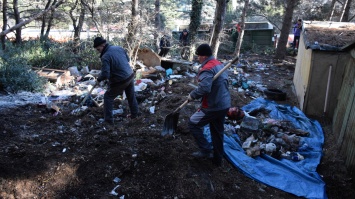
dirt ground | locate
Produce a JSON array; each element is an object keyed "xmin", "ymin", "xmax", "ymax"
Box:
[{"xmin": 0, "ymin": 53, "xmax": 354, "ymax": 199}]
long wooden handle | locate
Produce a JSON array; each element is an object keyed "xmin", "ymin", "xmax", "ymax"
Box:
[
  {"xmin": 174, "ymin": 56, "xmax": 239, "ymax": 113},
  {"xmin": 80, "ymin": 82, "xmax": 98, "ymax": 106},
  {"xmin": 173, "ymin": 100, "xmax": 189, "ymax": 113},
  {"xmin": 213, "ymin": 56, "xmax": 239, "ymax": 80}
]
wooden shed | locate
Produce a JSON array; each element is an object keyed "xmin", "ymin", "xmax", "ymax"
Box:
[
  {"xmin": 293, "ymin": 21, "xmax": 355, "ymax": 118},
  {"xmin": 332, "ymin": 43, "xmax": 355, "ymax": 175},
  {"xmin": 242, "ymin": 22, "xmax": 274, "ymax": 48}
]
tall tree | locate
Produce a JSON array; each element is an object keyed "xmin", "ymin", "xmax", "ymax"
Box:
[
  {"xmin": 83, "ymin": 0, "xmax": 104, "ymax": 36},
  {"xmin": 1, "ymin": 0, "xmax": 8, "ymax": 50},
  {"xmin": 69, "ymin": 0, "xmax": 86, "ymax": 54},
  {"xmin": 40, "ymin": 0, "xmax": 63, "ymax": 41},
  {"xmin": 210, "ymin": 0, "xmax": 228, "ymax": 57},
  {"xmin": 126, "ymin": 0, "xmax": 139, "ymax": 65},
  {"xmin": 0, "ymin": 0, "xmax": 65, "ymax": 37},
  {"xmin": 274, "ymin": 0, "xmax": 299, "ymax": 60},
  {"xmin": 154, "ymin": 0, "xmax": 161, "ymax": 51},
  {"xmin": 233, "ymin": 0, "xmax": 249, "ymax": 57},
  {"xmin": 12, "ymin": 0, "xmax": 22, "ymax": 44},
  {"xmin": 188, "ymin": 0, "xmax": 203, "ymax": 61}
]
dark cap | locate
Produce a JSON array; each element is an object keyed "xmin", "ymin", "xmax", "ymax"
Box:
[
  {"xmin": 195, "ymin": 44, "xmax": 212, "ymax": 56},
  {"xmin": 93, "ymin": 37, "xmax": 106, "ymax": 48},
  {"xmin": 183, "ymin": 29, "xmax": 188, "ymax": 32}
]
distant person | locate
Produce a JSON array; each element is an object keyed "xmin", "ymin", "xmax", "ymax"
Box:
[
  {"xmin": 179, "ymin": 29, "xmax": 189, "ymax": 47},
  {"xmin": 231, "ymin": 27, "xmax": 239, "ymax": 51},
  {"xmin": 179, "ymin": 29, "xmax": 190, "ymax": 59},
  {"xmin": 158, "ymin": 35, "xmax": 171, "ymax": 57},
  {"xmin": 187, "ymin": 44, "xmax": 231, "ymax": 167},
  {"xmin": 93, "ymin": 37, "xmax": 140, "ymax": 124},
  {"xmin": 293, "ymin": 19, "xmax": 302, "ymax": 49}
]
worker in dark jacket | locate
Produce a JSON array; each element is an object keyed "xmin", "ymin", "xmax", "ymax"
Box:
[
  {"xmin": 187, "ymin": 44, "xmax": 231, "ymax": 166},
  {"xmin": 158, "ymin": 35, "xmax": 171, "ymax": 57},
  {"xmin": 179, "ymin": 29, "xmax": 189, "ymax": 46},
  {"xmin": 93, "ymin": 37, "xmax": 139, "ymax": 124}
]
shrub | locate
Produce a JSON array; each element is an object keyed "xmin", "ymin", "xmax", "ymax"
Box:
[{"xmin": 0, "ymin": 57, "xmax": 47, "ymax": 93}]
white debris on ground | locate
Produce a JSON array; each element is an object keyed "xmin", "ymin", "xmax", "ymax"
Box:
[{"xmin": 0, "ymin": 91, "xmax": 45, "ymax": 110}]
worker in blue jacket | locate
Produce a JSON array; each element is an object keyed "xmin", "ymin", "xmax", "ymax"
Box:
[
  {"xmin": 93, "ymin": 37, "xmax": 140, "ymax": 124},
  {"xmin": 187, "ymin": 44, "xmax": 231, "ymax": 167}
]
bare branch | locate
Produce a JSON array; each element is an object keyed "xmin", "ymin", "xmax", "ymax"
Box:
[{"xmin": 0, "ymin": 0, "xmax": 65, "ymax": 37}]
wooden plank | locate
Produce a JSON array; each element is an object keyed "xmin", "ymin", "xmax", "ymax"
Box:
[
  {"xmin": 333, "ymin": 59, "xmax": 354, "ymax": 136},
  {"xmin": 340, "ymin": 92, "xmax": 355, "ymax": 154},
  {"xmin": 32, "ymin": 67, "xmax": 66, "ymax": 82},
  {"xmin": 337, "ymin": 69, "xmax": 355, "ymax": 147}
]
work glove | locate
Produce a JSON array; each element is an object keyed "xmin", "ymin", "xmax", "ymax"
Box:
[{"xmin": 187, "ymin": 94, "xmax": 194, "ymax": 102}]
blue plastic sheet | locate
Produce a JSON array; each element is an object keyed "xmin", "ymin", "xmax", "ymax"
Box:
[{"xmin": 223, "ymin": 98, "xmax": 327, "ymax": 199}]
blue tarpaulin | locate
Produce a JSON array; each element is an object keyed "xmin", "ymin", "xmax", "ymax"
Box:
[{"xmin": 223, "ymin": 98, "xmax": 327, "ymax": 199}]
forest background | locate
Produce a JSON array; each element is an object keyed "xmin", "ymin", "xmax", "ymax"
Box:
[{"xmin": 0, "ymin": 0, "xmax": 354, "ymax": 92}]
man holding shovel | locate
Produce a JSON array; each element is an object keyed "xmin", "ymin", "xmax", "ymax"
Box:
[
  {"xmin": 93, "ymin": 36, "xmax": 139, "ymax": 124},
  {"xmin": 187, "ymin": 44, "xmax": 231, "ymax": 167}
]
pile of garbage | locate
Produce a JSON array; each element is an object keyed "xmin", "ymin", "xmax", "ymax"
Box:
[{"xmin": 226, "ymin": 108, "xmax": 309, "ymax": 161}]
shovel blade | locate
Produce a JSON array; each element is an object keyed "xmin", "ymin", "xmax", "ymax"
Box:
[{"xmin": 161, "ymin": 112, "xmax": 180, "ymax": 136}]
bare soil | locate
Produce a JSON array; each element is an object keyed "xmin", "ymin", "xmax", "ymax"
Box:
[{"xmin": 0, "ymin": 54, "xmax": 354, "ymax": 199}]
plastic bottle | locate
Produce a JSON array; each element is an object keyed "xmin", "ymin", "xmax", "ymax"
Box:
[{"xmin": 282, "ymin": 151, "xmax": 304, "ymax": 161}]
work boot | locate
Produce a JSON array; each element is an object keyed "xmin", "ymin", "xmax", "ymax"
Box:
[
  {"xmin": 191, "ymin": 151, "xmax": 213, "ymax": 158},
  {"xmin": 214, "ymin": 158, "xmax": 230, "ymax": 173}
]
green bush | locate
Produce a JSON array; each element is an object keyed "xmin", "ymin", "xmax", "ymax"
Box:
[
  {"xmin": 0, "ymin": 57, "xmax": 47, "ymax": 93},
  {"xmin": 78, "ymin": 40, "xmax": 101, "ymax": 70}
]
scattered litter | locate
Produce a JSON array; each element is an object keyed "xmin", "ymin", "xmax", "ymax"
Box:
[
  {"xmin": 52, "ymin": 142, "xmax": 60, "ymax": 147},
  {"xmin": 281, "ymin": 151, "xmax": 304, "ymax": 161},
  {"xmin": 113, "ymin": 109, "xmax": 124, "ymax": 115},
  {"xmin": 166, "ymin": 68, "xmax": 173, "ymax": 77},
  {"xmin": 74, "ymin": 119, "xmax": 82, "ymax": 126},
  {"xmin": 169, "ymin": 75, "xmax": 183, "ymax": 79},
  {"xmin": 89, "ymin": 69, "xmax": 101, "ymax": 77},
  {"xmin": 134, "ymin": 82, "xmax": 148, "ymax": 92},
  {"xmin": 155, "ymin": 65, "xmax": 165, "ymax": 71},
  {"xmin": 68, "ymin": 66, "xmax": 81, "ymax": 76},
  {"xmin": 109, "ymin": 185, "xmax": 120, "ymax": 196},
  {"xmin": 149, "ymin": 106, "xmax": 155, "ymax": 114},
  {"xmin": 113, "ymin": 177, "xmax": 121, "ymax": 183}
]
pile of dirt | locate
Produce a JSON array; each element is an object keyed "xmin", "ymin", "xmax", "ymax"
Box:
[{"xmin": 0, "ymin": 54, "xmax": 354, "ymax": 198}]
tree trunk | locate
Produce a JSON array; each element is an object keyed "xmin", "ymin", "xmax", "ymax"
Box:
[
  {"xmin": 188, "ymin": 0, "xmax": 203, "ymax": 61},
  {"xmin": 40, "ymin": 0, "xmax": 52, "ymax": 40},
  {"xmin": 126, "ymin": 0, "xmax": 139, "ymax": 65},
  {"xmin": 1, "ymin": 0, "xmax": 8, "ymax": 50},
  {"xmin": 210, "ymin": 0, "xmax": 227, "ymax": 57},
  {"xmin": 69, "ymin": 0, "xmax": 86, "ymax": 54},
  {"xmin": 126, "ymin": 0, "xmax": 139, "ymax": 53},
  {"xmin": 44, "ymin": 4, "xmax": 57, "ymax": 39},
  {"xmin": 233, "ymin": 0, "xmax": 249, "ymax": 57},
  {"xmin": 154, "ymin": 0, "xmax": 161, "ymax": 51},
  {"xmin": 274, "ymin": 0, "xmax": 298, "ymax": 60},
  {"xmin": 82, "ymin": 0, "xmax": 103, "ymax": 36},
  {"xmin": 12, "ymin": 0, "xmax": 22, "ymax": 45}
]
